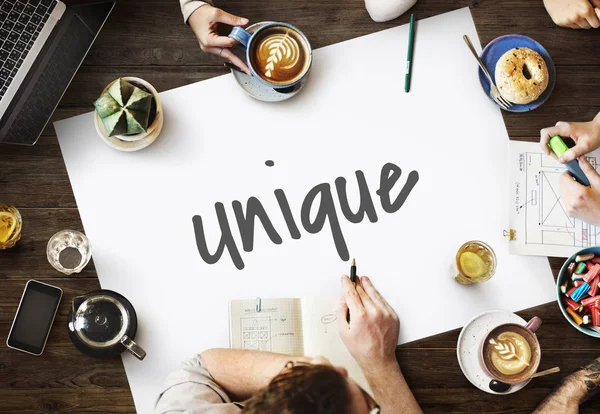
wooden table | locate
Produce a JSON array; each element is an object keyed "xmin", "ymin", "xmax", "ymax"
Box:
[{"xmin": 1, "ymin": 0, "xmax": 599, "ymax": 412}]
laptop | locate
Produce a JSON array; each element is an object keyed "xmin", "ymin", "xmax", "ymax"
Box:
[{"xmin": 0, "ymin": 0, "xmax": 115, "ymax": 145}]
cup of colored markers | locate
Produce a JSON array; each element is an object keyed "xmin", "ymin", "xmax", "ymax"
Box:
[{"xmin": 557, "ymin": 248, "xmax": 600, "ymax": 338}]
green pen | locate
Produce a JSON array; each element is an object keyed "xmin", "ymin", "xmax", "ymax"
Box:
[{"xmin": 404, "ymin": 14, "xmax": 416, "ymax": 93}]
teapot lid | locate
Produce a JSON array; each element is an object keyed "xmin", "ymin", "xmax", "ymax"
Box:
[{"xmin": 73, "ymin": 294, "xmax": 129, "ymax": 348}]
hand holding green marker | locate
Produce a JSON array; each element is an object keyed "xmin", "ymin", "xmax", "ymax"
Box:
[{"xmin": 548, "ymin": 135, "xmax": 590, "ymax": 187}]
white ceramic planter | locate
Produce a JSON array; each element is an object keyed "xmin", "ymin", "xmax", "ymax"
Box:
[{"xmin": 93, "ymin": 76, "xmax": 163, "ymax": 152}]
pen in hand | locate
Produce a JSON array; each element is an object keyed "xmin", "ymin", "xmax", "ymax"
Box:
[
  {"xmin": 347, "ymin": 258, "xmax": 357, "ymax": 323},
  {"xmin": 404, "ymin": 13, "xmax": 416, "ymax": 93}
]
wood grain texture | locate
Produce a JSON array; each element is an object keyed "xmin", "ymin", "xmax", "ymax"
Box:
[
  {"xmin": 1, "ymin": 0, "xmax": 600, "ymax": 412},
  {"xmin": 396, "ymin": 349, "xmax": 600, "ymax": 413}
]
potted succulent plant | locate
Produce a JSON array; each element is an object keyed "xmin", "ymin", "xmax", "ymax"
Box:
[{"xmin": 93, "ymin": 77, "xmax": 163, "ymax": 151}]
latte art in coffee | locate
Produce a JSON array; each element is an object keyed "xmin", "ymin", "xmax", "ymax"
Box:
[
  {"xmin": 260, "ymin": 34, "xmax": 300, "ymax": 79},
  {"xmin": 250, "ymin": 27, "xmax": 309, "ymax": 85},
  {"xmin": 487, "ymin": 332, "xmax": 531, "ymax": 376}
]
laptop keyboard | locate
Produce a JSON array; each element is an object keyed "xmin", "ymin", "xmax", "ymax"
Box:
[{"xmin": 0, "ymin": 0, "xmax": 57, "ymax": 100}]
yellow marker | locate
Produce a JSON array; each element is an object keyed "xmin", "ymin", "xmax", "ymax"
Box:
[{"xmin": 566, "ymin": 307, "xmax": 583, "ymax": 326}]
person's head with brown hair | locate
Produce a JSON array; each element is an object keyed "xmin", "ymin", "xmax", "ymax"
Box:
[{"xmin": 242, "ymin": 358, "xmax": 379, "ymax": 414}]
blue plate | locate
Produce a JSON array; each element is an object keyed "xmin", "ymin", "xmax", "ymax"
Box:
[{"xmin": 478, "ymin": 34, "xmax": 556, "ymax": 112}]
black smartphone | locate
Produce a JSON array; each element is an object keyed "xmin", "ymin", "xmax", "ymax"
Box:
[{"xmin": 7, "ymin": 280, "xmax": 63, "ymax": 356}]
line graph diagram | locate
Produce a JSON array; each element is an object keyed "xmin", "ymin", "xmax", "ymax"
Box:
[{"xmin": 523, "ymin": 152, "xmax": 598, "ymax": 248}]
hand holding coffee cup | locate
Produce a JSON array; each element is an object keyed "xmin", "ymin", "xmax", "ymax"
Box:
[
  {"xmin": 188, "ymin": 5, "xmax": 252, "ymax": 75},
  {"xmin": 228, "ymin": 22, "xmax": 312, "ymax": 91},
  {"xmin": 480, "ymin": 317, "xmax": 542, "ymax": 385}
]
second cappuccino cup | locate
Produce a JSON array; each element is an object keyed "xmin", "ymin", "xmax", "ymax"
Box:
[{"xmin": 229, "ymin": 22, "xmax": 312, "ymax": 89}]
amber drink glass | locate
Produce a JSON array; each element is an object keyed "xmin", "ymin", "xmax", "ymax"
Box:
[
  {"xmin": 454, "ymin": 240, "xmax": 497, "ymax": 284},
  {"xmin": 0, "ymin": 204, "xmax": 22, "ymax": 249}
]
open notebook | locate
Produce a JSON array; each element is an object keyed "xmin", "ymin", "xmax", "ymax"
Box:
[{"xmin": 229, "ymin": 297, "xmax": 371, "ymax": 394}]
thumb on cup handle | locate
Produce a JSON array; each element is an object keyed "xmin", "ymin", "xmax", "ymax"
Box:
[{"xmin": 228, "ymin": 27, "xmax": 251, "ymax": 50}]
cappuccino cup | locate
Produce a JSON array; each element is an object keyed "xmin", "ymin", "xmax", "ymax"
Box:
[
  {"xmin": 229, "ymin": 22, "xmax": 312, "ymax": 89},
  {"xmin": 480, "ymin": 317, "xmax": 542, "ymax": 385}
]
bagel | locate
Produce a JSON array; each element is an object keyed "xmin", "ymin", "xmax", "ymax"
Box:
[{"xmin": 494, "ymin": 48, "xmax": 549, "ymax": 104}]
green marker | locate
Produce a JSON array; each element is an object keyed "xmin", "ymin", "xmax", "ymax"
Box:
[
  {"xmin": 548, "ymin": 135, "xmax": 590, "ymax": 187},
  {"xmin": 404, "ymin": 14, "xmax": 415, "ymax": 93}
]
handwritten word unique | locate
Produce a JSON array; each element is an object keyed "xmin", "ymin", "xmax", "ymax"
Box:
[{"xmin": 192, "ymin": 162, "xmax": 419, "ymax": 269}]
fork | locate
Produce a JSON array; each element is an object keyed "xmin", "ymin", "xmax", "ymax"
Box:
[{"xmin": 463, "ymin": 35, "xmax": 513, "ymax": 110}]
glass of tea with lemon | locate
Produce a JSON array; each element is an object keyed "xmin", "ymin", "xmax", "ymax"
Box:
[
  {"xmin": 454, "ymin": 240, "xmax": 496, "ymax": 284},
  {"xmin": 0, "ymin": 204, "xmax": 22, "ymax": 249}
]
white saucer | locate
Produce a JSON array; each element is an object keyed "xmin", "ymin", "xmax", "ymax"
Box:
[
  {"xmin": 230, "ymin": 22, "xmax": 303, "ymax": 103},
  {"xmin": 456, "ymin": 310, "xmax": 531, "ymax": 395},
  {"xmin": 94, "ymin": 109, "xmax": 162, "ymax": 152}
]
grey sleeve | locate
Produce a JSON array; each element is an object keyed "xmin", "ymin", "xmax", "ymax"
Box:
[
  {"xmin": 154, "ymin": 355, "xmax": 243, "ymax": 414},
  {"xmin": 180, "ymin": 0, "xmax": 214, "ymax": 23}
]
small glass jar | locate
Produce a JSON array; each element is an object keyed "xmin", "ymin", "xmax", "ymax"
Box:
[
  {"xmin": 0, "ymin": 204, "xmax": 22, "ymax": 249},
  {"xmin": 453, "ymin": 240, "xmax": 497, "ymax": 284},
  {"xmin": 47, "ymin": 230, "xmax": 92, "ymax": 275}
]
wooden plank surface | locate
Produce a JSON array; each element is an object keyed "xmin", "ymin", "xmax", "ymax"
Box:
[{"xmin": 1, "ymin": 0, "xmax": 600, "ymax": 412}]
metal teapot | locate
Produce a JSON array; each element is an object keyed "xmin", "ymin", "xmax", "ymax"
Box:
[{"xmin": 68, "ymin": 290, "xmax": 146, "ymax": 360}]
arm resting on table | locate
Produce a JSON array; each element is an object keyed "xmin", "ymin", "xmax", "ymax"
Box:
[
  {"xmin": 200, "ymin": 348, "xmax": 311, "ymax": 401},
  {"xmin": 534, "ymin": 356, "xmax": 600, "ymax": 413}
]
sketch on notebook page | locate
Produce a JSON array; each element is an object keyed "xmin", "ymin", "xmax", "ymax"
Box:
[
  {"xmin": 509, "ymin": 141, "xmax": 600, "ymax": 257},
  {"xmin": 321, "ymin": 314, "xmax": 337, "ymax": 333},
  {"xmin": 241, "ymin": 317, "xmax": 272, "ymax": 351}
]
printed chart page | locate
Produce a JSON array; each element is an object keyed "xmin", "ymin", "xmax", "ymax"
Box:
[
  {"xmin": 300, "ymin": 296, "xmax": 371, "ymax": 394},
  {"xmin": 509, "ymin": 140, "xmax": 600, "ymax": 257},
  {"xmin": 229, "ymin": 298, "xmax": 304, "ymax": 355}
]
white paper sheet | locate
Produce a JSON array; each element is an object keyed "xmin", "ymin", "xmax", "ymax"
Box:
[
  {"xmin": 509, "ymin": 140, "xmax": 600, "ymax": 257},
  {"xmin": 54, "ymin": 8, "xmax": 556, "ymax": 413}
]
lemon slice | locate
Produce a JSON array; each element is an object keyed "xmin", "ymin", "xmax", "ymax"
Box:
[
  {"xmin": 459, "ymin": 252, "xmax": 486, "ymax": 278},
  {"xmin": 0, "ymin": 211, "xmax": 17, "ymax": 243}
]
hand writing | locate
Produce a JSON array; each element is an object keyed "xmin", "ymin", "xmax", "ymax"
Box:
[
  {"xmin": 337, "ymin": 275, "xmax": 399, "ymax": 374},
  {"xmin": 540, "ymin": 114, "xmax": 600, "ymax": 163},
  {"xmin": 560, "ymin": 156, "xmax": 600, "ymax": 225}
]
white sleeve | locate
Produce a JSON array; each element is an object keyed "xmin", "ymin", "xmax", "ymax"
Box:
[
  {"xmin": 154, "ymin": 355, "xmax": 243, "ymax": 413},
  {"xmin": 180, "ymin": 0, "xmax": 214, "ymax": 24}
]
